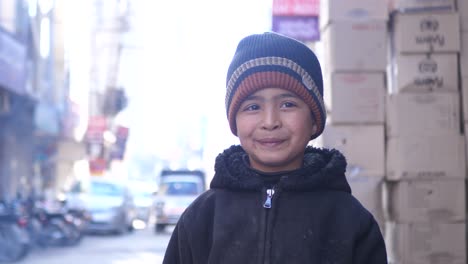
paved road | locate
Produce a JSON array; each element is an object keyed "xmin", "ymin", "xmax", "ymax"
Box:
[{"xmin": 19, "ymin": 227, "xmax": 172, "ymax": 264}]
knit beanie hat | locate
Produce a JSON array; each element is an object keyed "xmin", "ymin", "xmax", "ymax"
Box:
[{"xmin": 225, "ymin": 32, "xmax": 326, "ymax": 140}]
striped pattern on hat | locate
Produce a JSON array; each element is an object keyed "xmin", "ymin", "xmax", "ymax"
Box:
[{"xmin": 225, "ymin": 32, "xmax": 326, "ymax": 140}]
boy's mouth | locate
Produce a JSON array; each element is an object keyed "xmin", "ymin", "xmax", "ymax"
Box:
[{"xmin": 257, "ymin": 138, "xmax": 284, "ymax": 145}]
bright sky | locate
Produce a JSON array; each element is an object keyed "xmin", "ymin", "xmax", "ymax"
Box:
[{"xmin": 115, "ymin": 0, "xmax": 273, "ymax": 170}]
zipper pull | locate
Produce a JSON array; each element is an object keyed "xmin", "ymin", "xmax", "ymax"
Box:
[{"xmin": 263, "ymin": 188, "xmax": 275, "ymax": 209}]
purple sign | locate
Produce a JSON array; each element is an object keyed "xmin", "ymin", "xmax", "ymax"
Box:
[
  {"xmin": 272, "ymin": 15, "xmax": 320, "ymax": 42},
  {"xmin": 0, "ymin": 26, "xmax": 27, "ymax": 95}
]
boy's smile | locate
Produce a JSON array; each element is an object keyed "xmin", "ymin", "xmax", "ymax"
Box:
[{"xmin": 235, "ymin": 87, "xmax": 317, "ymax": 173}]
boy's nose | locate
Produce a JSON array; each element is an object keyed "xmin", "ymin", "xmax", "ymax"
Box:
[{"xmin": 261, "ymin": 108, "xmax": 281, "ymax": 130}]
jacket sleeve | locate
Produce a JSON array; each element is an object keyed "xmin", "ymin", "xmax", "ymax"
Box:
[
  {"xmin": 353, "ymin": 217, "xmax": 388, "ymax": 264},
  {"xmin": 162, "ymin": 220, "xmax": 193, "ymax": 264}
]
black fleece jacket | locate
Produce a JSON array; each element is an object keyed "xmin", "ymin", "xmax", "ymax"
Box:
[{"xmin": 163, "ymin": 145, "xmax": 387, "ymax": 264}]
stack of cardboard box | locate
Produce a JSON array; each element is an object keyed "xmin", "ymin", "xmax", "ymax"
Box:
[
  {"xmin": 316, "ymin": 0, "xmax": 389, "ymax": 233},
  {"xmin": 386, "ymin": 0, "xmax": 467, "ymax": 263}
]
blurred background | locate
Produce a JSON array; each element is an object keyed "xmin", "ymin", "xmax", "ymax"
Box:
[
  {"xmin": 1, "ymin": 0, "xmax": 467, "ymax": 263},
  {"xmin": 0, "ymin": 0, "xmax": 273, "ymax": 199},
  {"xmin": 0, "ymin": 0, "xmax": 274, "ymax": 263}
]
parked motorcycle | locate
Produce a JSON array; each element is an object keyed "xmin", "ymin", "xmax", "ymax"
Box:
[
  {"xmin": 0, "ymin": 201, "xmax": 30, "ymax": 263},
  {"xmin": 32, "ymin": 199, "xmax": 81, "ymax": 247}
]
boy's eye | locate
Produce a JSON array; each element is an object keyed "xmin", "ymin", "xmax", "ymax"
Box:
[
  {"xmin": 242, "ymin": 104, "xmax": 260, "ymax": 111},
  {"xmin": 281, "ymin": 101, "xmax": 297, "ymax": 108}
]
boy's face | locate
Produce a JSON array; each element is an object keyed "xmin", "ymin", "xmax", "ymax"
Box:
[{"xmin": 235, "ymin": 87, "xmax": 317, "ymax": 173}]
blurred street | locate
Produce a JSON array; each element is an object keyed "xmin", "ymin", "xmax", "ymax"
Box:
[
  {"xmin": 0, "ymin": 0, "xmax": 467, "ymax": 263},
  {"xmin": 20, "ymin": 228, "xmax": 171, "ymax": 264}
]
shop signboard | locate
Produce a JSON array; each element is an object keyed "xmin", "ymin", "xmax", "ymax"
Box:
[
  {"xmin": 89, "ymin": 158, "xmax": 107, "ymax": 176},
  {"xmin": 109, "ymin": 125, "xmax": 129, "ymax": 160},
  {"xmin": 272, "ymin": 0, "xmax": 320, "ymax": 16},
  {"xmin": 0, "ymin": 26, "xmax": 26, "ymax": 95},
  {"xmin": 86, "ymin": 116, "xmax": 107, "ymax": 143},
  {"xmin": 272, "ymin": 0, "xmax": 320, "ymax": 42},
  {"xmin": 272, "ymin": 15, "xmax": 320, "ymax": 42}
]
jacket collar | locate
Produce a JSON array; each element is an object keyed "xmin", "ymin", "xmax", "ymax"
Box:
[{"xmin": 210, "ymin": 145, "xmax": 351, "ymax": 193}]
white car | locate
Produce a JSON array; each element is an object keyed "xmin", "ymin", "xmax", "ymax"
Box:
[
  {"xmin": 67, "ymin": 178, "xmax": 136, "ymax": 235},
  {"xmin": 154, "ymin": 172, "xmax": 205, "ymax": 233}
]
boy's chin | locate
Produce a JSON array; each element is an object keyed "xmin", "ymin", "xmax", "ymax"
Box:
[{"xmin": 249, "ymin": 155, "xmax": 302, "ymax": 173}]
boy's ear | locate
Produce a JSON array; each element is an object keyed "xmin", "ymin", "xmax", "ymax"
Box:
[{"xmin": 311, "ymin": 124, "xmax": 318, "ymax": 136}]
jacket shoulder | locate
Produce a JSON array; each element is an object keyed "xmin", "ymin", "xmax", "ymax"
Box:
[{"xmin": 180, "ymin": 189, "xmax": 218, "ymax": 220}]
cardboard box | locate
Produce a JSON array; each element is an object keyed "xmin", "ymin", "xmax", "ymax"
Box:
[
  {"xmin": 389, "ymin": 0, "xmax": 456, "ymax": 12},
  {"xmin": 388, "ymin": 222, "xmax": 466, "ymax": 264},
  {"xmin": 386, "ymin": 135, "xmax": 466, "ymax": 180},
  {"xmin": 389, "ymin": 53, "xmax": 459, "ymax": 93},
  {"xmin": 387, "ymin": 179, "xmax": 466, "ymax": 223},
  {"xmin": 321, "ymin": 20, "xmax": 387, "ymax": 72},
  {"xmin": 393, "ymin": 11, "xmax": 460, "ymax": 53},
  {"xmin": 324, "ymin": 72, "xmax": 385, "ymax": 124},
  {"xmin": 347, "ymin": 176, "xmax": 385, "ymax": 233},
  {"xmin": 319, "ymin": 0, "xmax": 388, "ymax": 28},
  {"xmin": 319, "ymin": 125, "xmax": 385, "ymax": 177},
  {"xmin": 386, "ymin": 93, "xmax": 460, "ymax": 137}
]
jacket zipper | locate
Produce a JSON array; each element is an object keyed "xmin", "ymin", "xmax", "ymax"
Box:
[
  {"xmin": 262, "ymin": 187, "xmax": 276, "ymax": 264},
  {"xmin": 263, "ymin": 188, "xmax": 275, "ymax": 209}
]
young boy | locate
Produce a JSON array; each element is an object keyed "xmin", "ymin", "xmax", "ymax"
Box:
[{"xmin": 163, "ymin": 32, "xmax": 387, "ymax": 264}]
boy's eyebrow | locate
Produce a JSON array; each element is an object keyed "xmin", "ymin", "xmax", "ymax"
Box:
[
  {"xmin": 243, "ymin": 94, "xmax": 261, "ymax": 101},
  {"xmin": 277, "ymin": 92, "xmax": 299, "ymax": 99}
]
